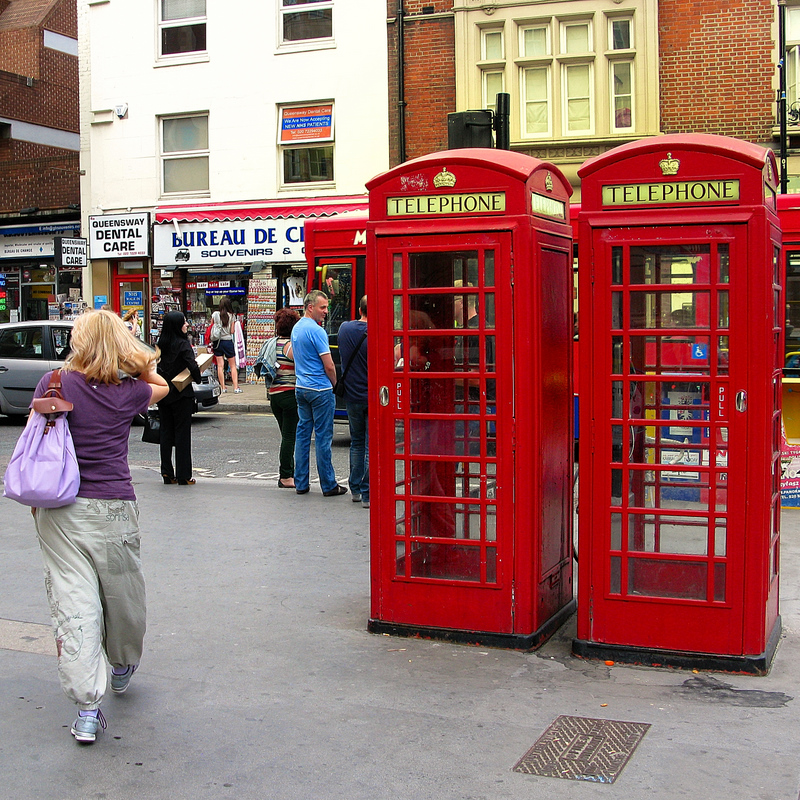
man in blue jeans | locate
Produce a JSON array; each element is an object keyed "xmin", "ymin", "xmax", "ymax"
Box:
[
  {"xmin": 337, "ymin": 295, "xmax": 369, "ymax": 509},
  {"xmin": 291, "ymin": 289, "xmax": 347, "ymax": 496}
]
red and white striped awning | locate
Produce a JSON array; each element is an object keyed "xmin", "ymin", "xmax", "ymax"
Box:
[{"xmin": 155, "ymin": 195, "xmax": 368, "ymax": 223}]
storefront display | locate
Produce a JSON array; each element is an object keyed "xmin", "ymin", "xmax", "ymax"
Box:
[
  {"xmin": 246, "ymin": 278, "xmax": 277, "ymax": 382},
  {"xmin": 150, "ymin": 275, "xmax": 184, "ymax": 344},
  {"xmin": 186, "ymin": 277, "xmax": 247, "ymax": 347},
  {"xmin": 0, "ymin": 220, "xmax": 83, "ymax": 322}
]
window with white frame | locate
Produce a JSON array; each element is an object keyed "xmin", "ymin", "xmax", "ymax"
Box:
[
  {"xmin": 278, "ymin": 103, "xmax": 334, "ymax": 186},
  {"xmin": 521, "ymin": 25, "xmax": 549, "ymax": 58},
  {"xmin": 560, "ymin": 20, "xmax": 593, "ymax": 134},
  {"xmin": 787, "ymin": 7, "xmax": 800, "ymax": 114},
  {"xmin": 483, "ymin": 71, "xmax": 504, "ymax": 113},
  {"xmin": 160, "ymin": 114, "xmax": 209, "ymax": 195},
  {"xmin": 280, "ymin": 0, "xmax": 333, "ymax": 45},
  {"xmin": 483, "ymin": 29, "xmax": 504, "ymax": 61},
  {"xmin": 564, "ymin": 63, "xmax": 592, "ymax": 133},
  {"xmin": 611, "ymin": 61, "xmax": 633, "ymax": 130},
  {"xmin": 159, "ymin": 0, "xmax": 206, "ymax": 58},
  {"xmin": 479, "ymin": 27, "xmax": 505, "ymax": 112},
  {"xmin": 522, "ymin": 67, "xmax": 550, "ymax": 136},
  {"xmin": 608, "ymin": 16, "xmax": 633, "ymax": 130},
  {"xmin": 464, "ymin": 4, "xmax": 651, "ymax": 143},
  {"xmin": 610, "ymin": 17, "xmax": 631, "ymax": 50},
  {"xmin": 562, "ymin": 20, "xmax": 590, "ymax": 54}
]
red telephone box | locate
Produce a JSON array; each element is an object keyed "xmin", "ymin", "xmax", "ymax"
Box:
[
  {"xmin": 574, "ymin": 135, "xmax": 782, "ymax": 673},
  {"xmin": 366, "ymin": 149, "xmax": 575, "ymax": 648}
]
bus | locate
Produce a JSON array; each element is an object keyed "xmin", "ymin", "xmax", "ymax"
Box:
[{"xmin": 304, "ymin": 210, "xmax": 368, "ymax": 419}]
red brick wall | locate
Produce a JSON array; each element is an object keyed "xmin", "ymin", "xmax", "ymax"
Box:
[
  {"xmin": 0, "ymin": 28, "xmax": 40, "ymax": 77},
  {"xmin": 659, "ymin": 0, "xmax": 775, "ymax": 143},
  {"xmin": 0, "ymin": 0, "xmax": 79, "ymax": 213},
  {"xmin": 43, "ymin": 0, "xmax": 77, "ymax": 39},
  {"xmin": 387, "ymin": 1, "xmax": 455, "ymax": 165},
  {"xmin": 0, "ymin": 141, "xmax": 79, "ymax": 213}
]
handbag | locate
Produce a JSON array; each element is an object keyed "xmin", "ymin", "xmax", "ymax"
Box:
[
  {"xmin": 210, "ymin": 313, "xmax": 223, "ymax": 343},
  {"xmin": 3, "ymin": 370, "xmax": 80, "ymax": 508},
  {"xmin": 141, "ymin": 409, "xmax": 161, "ymax": 444},
  {"xmin": 334, "ymin": 331, "xmax": 367, "ymax": 399},
  {"xmin": 254, "ymin": 336, "xmax": 278, "ymax": 385}
]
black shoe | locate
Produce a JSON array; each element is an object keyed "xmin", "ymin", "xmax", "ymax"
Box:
[
  {"xmin": 296, "ymin": 487, "xmax": 310, "ymax": 495},
  {"xmin": 323, "ymin": 485, "xmax": 348, "ymax": 497},
  {"xmin": 177, "ymin": 478, "xmax": 196, "ymax": 486},
  {"xmin": 278, "ymin": 479, "xmax": 295, "ymax": 488},
  {"xmin": 162, "ymin": 474, "xmax": 177, "ymax": 485}
]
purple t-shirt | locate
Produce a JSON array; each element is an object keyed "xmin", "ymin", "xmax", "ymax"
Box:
[{"xmin": 34, "ymin": 370, "xmax": 153, "ymax": 501}]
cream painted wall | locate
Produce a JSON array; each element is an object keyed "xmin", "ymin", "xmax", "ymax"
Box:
[{"xmin": 78, "ymin": 0, "xmax": 390, "ymax": 216}]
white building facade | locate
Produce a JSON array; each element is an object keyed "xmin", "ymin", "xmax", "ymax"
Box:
[{"xmin": 78, "ymin": 0, "xmax": 389, "ymax": 346}]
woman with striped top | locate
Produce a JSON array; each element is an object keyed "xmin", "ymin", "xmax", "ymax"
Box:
[{"xmin": 269, "ymin": 307, "xmax": 301, "ymax": 488}]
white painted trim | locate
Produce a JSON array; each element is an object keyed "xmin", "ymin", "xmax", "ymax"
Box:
[{"xmin": 0, "ymin": 117, "xmax": 80, "ymax": 150}]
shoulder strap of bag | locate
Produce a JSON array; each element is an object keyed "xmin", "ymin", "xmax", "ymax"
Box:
[
  {"xmin": 339, "ymin": 331, "xmax": 367, "ymax": 385},
  {"xmin": 31, "ymin": 369, "xmax": 74, "ymax": 416}
]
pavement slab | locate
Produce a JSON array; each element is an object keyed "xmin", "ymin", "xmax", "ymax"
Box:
[{"xmin": 0, "ymin": 472, "xmax": 799, "ymax": 800}]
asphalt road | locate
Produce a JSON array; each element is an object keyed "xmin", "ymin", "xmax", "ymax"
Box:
[{"xmin": 0, "ymin": 409, "xmax": 355, "ymax": 487}]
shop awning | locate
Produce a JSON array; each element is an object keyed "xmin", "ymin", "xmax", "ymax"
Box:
[{"xmin": 155, "ymin": 196, "xmax": 368, "ymax": 224}]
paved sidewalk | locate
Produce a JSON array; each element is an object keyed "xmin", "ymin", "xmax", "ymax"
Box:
[
  {"xmin": 0, "ymin": 470, "xmax": 799, "ymax": 799},
  {"xmin": 212, "ymin": 378, "xmax": 271, "ymax": 413}
]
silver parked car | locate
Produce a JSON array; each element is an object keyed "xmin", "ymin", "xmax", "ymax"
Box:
[
  {"xmin": 0, "ymin": 319, "xmax": 220, "ymax": 415},
  {"xmin": 0, "ymin": 320, "xmax": 74, "ymax": 415}
]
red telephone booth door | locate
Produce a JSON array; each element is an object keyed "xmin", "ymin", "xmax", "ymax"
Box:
[
  {"xmin": 372, "ymin": 233, "xmax": 515, "ymax": 634},
  {"xmin": 584, "ymin": 224, "xmax": 748, "ymax": 654}
]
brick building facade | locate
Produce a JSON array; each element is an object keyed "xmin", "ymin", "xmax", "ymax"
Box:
[
  {"xmin": 387, "ymin": 0, "xmax": 455, "ymax": 167},
  {"xmin": 659, "ymin": 0, "xmax": 775, "ymax": 144},
  {"xmin": 0, "ymin": 0, "xmax": 80, "ymax": 217},
  {"xmin": 389, "ymin": 0, "xmax": 779, "ymax": 181}
]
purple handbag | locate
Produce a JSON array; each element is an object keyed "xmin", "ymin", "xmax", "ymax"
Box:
[{"xmin": 2, "ymin": 370, "xmax": 80, "ymax": 508}]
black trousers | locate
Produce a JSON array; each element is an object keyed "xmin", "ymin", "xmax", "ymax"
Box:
[{"xmin": 158, "ymin": 395, "xmax": 194, "ymax": 481}]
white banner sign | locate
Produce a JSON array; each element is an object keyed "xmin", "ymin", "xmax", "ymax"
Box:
[
  {"xmin": 0, "ymin": 236, "xmax": 56, "ymax": 258},
  {"xmin": 89, "ymin": 213, "xmax": 151, "ymax": 259},
  {"xmin": 153, "ymin": 219, "xmax": 306, "ymax": 266}
]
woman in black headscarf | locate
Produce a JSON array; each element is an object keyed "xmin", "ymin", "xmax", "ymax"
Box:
[{"xmin": 156, "ymin": 311, "xmax": 201, "ymax": 485}]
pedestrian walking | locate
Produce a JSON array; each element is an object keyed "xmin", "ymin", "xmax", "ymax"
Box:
[
  {"xmin": 291, "ymin": 289, "xmax": 347, "ymax": 496},
  {"xmin": 337, "ymin": 295, "xmax": 369, "ymax": 508},
  {"xmin": 156, "ymin": 310, "xmax": 201, "ymax": 485},
  {"xmin": 31, "ymin": 309, "xmax": 169, "ymax": 744},
  {"xmin": 269, "ymin": 307, "xmax": 300, "ymax": 488},
  {"xmin": 209, "ymin": 295, "xmax": 241, "ymax": 393}
]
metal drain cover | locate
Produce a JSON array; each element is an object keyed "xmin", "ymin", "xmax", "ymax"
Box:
[{"xmin": 513, "ymin": 715, "xmax": 651, "ymax": 784}]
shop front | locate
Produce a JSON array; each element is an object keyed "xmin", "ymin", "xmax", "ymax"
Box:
[
  {"xmin": 154, "ymin": 197, "xmax": 367, "ymax": 377},
  {"xmin": 0, "ymin": 220, "xmax": 83, "ymax": 322},
  {"xmin": 88, "ymin": 212, "xmax": 152, "ymax": 337}
]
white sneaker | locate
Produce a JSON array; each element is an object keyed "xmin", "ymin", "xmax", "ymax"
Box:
[{"xmin": 71, "ymin": 709, "xmax": 107, "ymax": 744}]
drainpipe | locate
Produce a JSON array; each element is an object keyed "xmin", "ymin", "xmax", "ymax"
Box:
[
  {"xmin": 779, "ymin": 0, "xmax": 788, "ymax": 193},
  {"xmin": 397, "ymin": 0, "xmax": 406, "ymax": 163}
]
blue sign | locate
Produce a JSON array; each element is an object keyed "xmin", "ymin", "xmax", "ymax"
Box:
[
  {"xmin": 206, "ymin": 287, "xmax": 246, "ymax": 296},
  {"xmin": 691, "ymin": 343, "xmax": 708, "ymax": 360},
  {"xmin": 124, "ymin": 291, "xmax": 143, "ymax": 306},
  {"xmin": 94, "ymin": 295, "xmax": 108, "ymax": 309}
]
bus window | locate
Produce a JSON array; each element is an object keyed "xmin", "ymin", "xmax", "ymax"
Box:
[
  {"xmin": 786, "ymin": 250, "xmax": 800, "ymax": 372},
  {"xmin": 319, "ymin": 262, "xmax": 353, "ymax": 338}
]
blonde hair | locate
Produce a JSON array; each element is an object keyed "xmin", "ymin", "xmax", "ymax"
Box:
[
  {"xmin": 63, "ymin": 310, "xmax": 159, "ymax": 384},
  {"xmin": 122, "ymin": 308, "xmax": 138, "ymax": 322}
]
